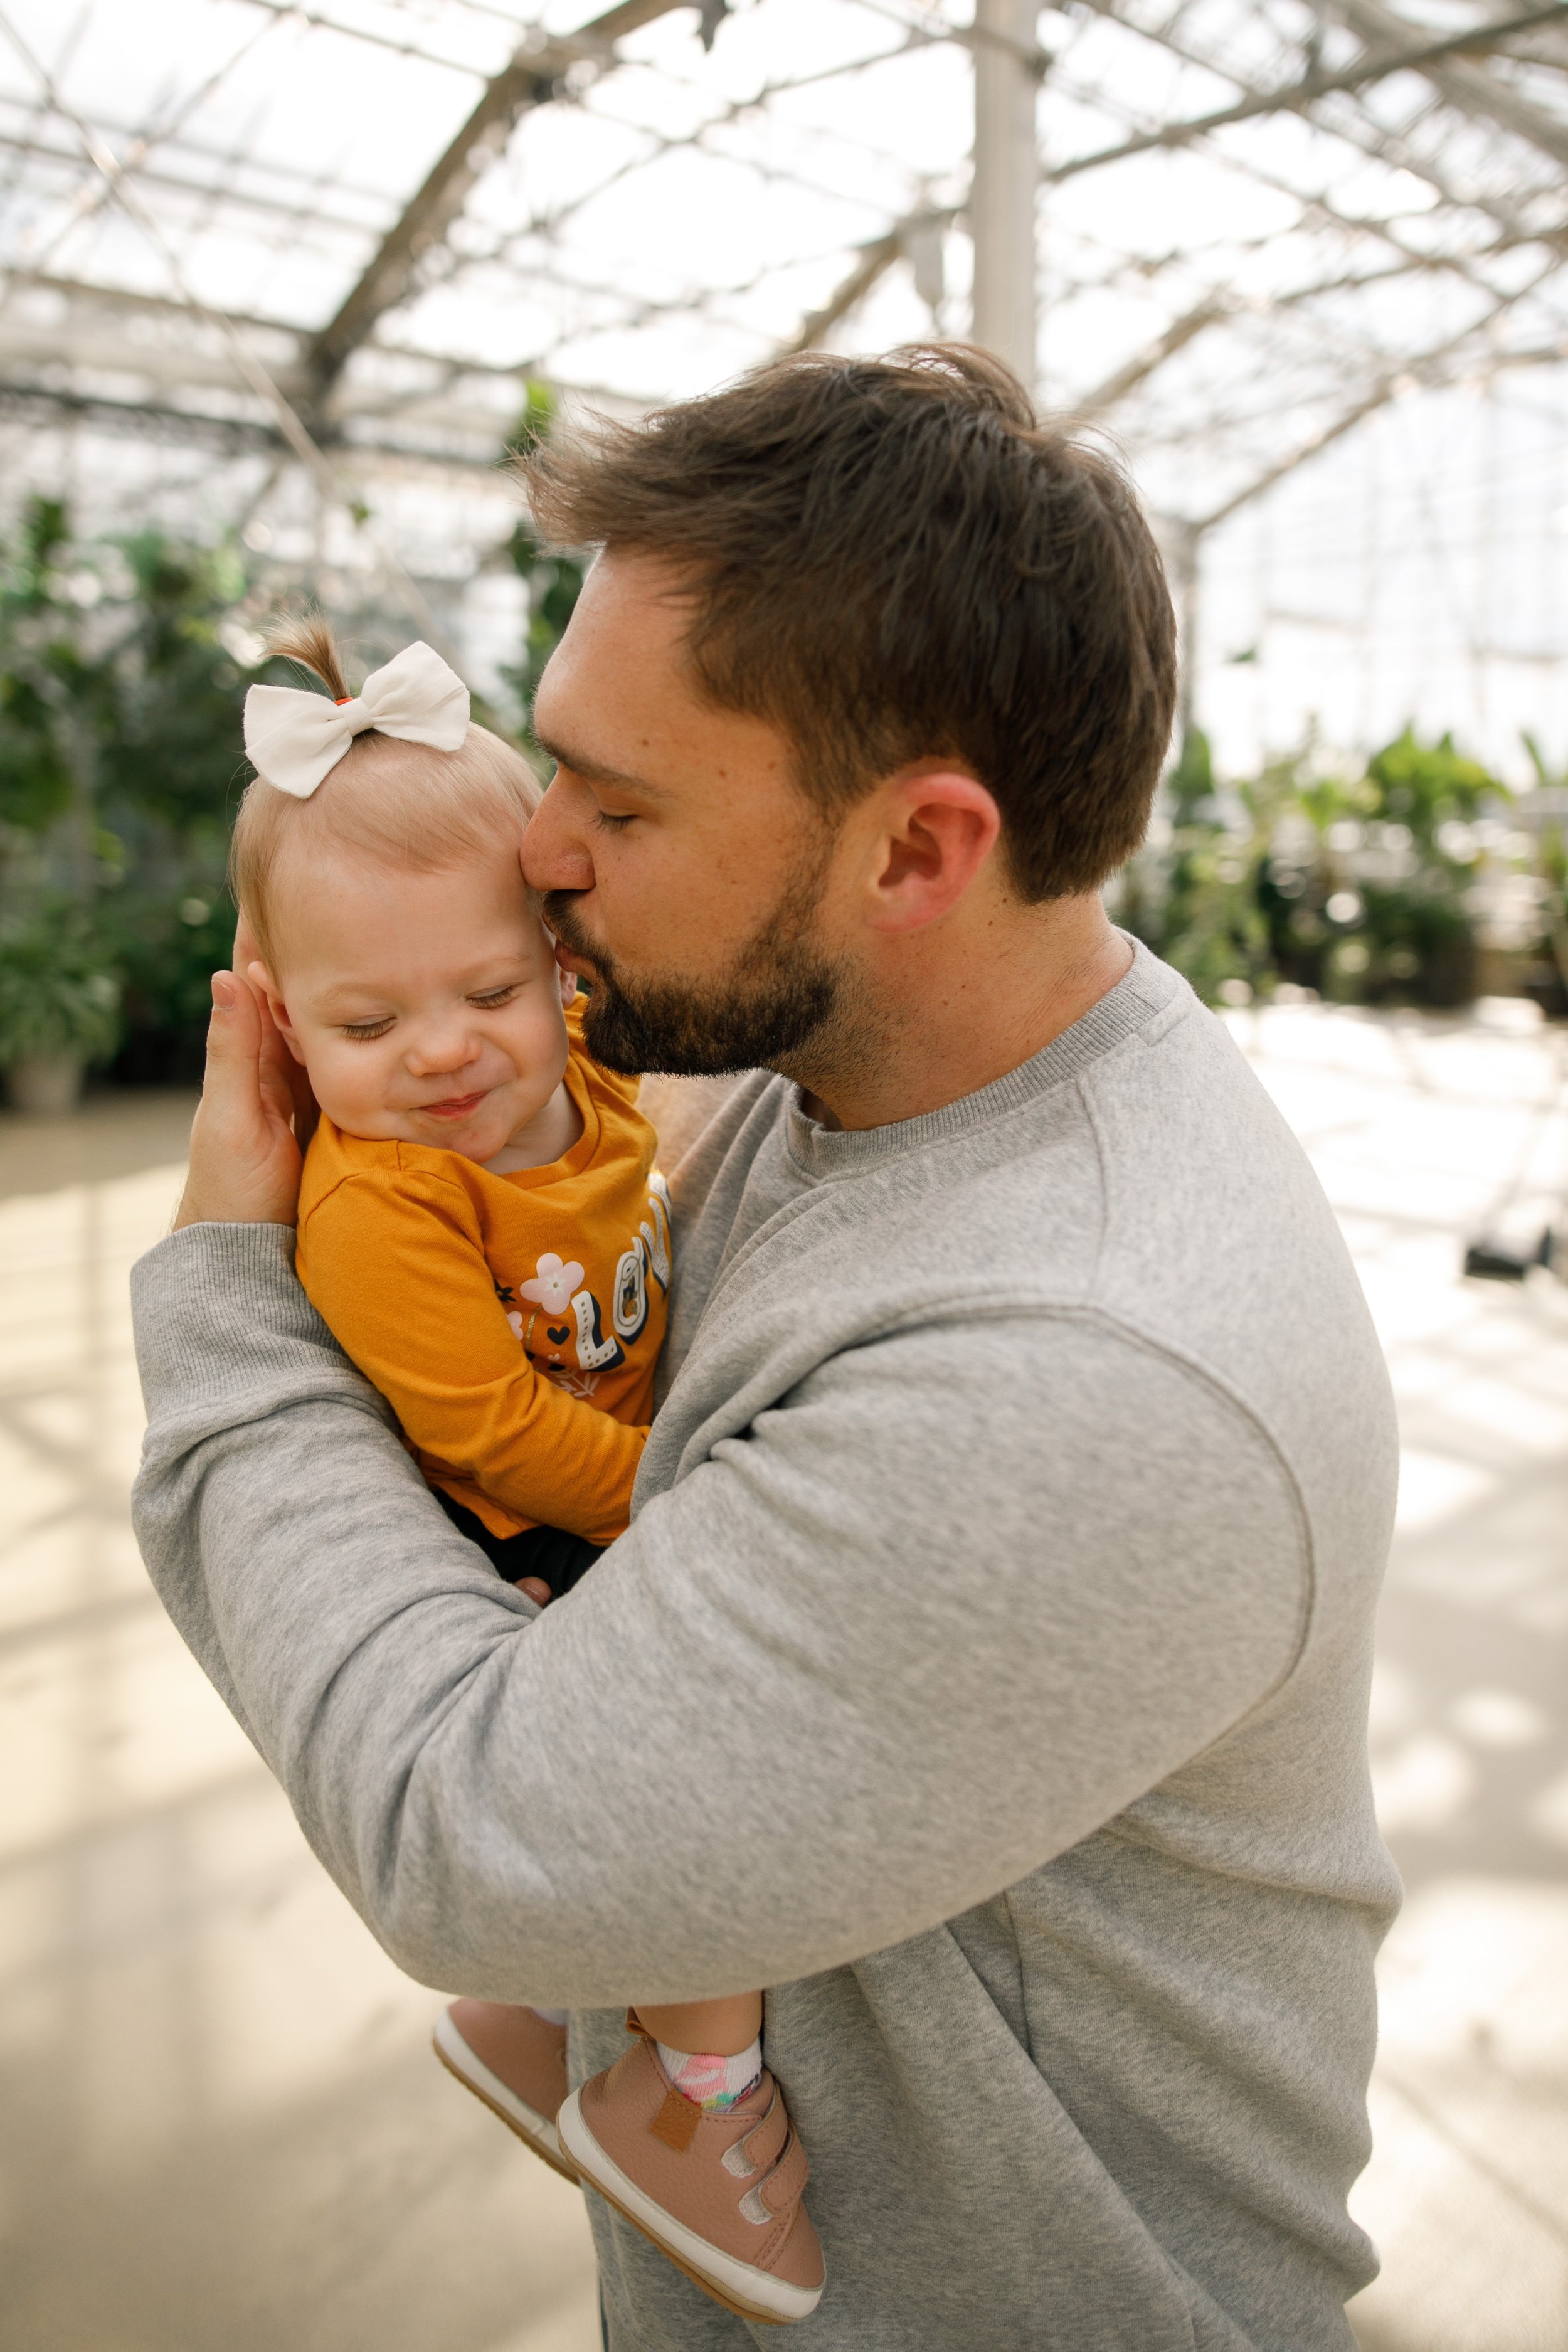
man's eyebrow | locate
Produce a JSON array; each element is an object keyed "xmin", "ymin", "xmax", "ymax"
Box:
[{"xmin": 534, "ymin": 731, "xmax": 667, "ymax": 798}]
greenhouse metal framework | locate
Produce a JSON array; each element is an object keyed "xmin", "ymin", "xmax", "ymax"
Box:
[{"xmin": 0, "ymin": 0, "xmax": 1565, "ymax": 746}]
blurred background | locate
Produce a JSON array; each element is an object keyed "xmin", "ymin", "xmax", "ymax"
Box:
[{"xmin": 0, "ymin": 3, "xmax": 1564, "ymax": 2348}]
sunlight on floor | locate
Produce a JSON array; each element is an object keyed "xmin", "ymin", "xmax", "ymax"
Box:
[
  {"xmin": 0, "ymin": 1096, "xmax": 600, "ymax": 2352},
  {"xmin": 1229, "ymin": 1000, "xmax": 1568, "ymax": 2352},
  {"xmin": 1, "ymin": 1001, "xmax": 1565, "ymax": 2348}
]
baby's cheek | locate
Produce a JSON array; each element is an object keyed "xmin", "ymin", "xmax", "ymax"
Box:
[
  {"xmin": 304, "ymin": 1039, "xmax": 382, "ymax": 1133},
  {"xmin": 523, "ymin": 997, "xmax": 571, "ymax": 1081}
]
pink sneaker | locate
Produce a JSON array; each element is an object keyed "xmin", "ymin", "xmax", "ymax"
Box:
[
  {"xmin": 433, "ymin": 2000, "xmax": 577, "ymax": 2183},
  {"xmin": 556, "ymin": 2026, "xmax": 824, "ymax": 2325}
]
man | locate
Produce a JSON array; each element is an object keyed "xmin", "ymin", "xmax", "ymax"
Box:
[{"xmin": 132, "ymin": 345, "xmax": 1400, "ymax": 2350}]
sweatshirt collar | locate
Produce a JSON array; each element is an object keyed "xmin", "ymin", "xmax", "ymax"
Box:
[{"xmin": 782, "ymin": 935, "xmax": 1185, "ymax": 1179}]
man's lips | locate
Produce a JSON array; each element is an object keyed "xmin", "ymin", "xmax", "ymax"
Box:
[{"xmin": 553, "ymin": 936, "xmax": 598, "ymax": 980}]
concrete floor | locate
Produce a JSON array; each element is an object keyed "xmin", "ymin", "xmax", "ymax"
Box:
[
  {"xmin": 0, "ymin": 1092, "xmax": 600, "ymax": 2352},
  {"xmin": 0, "ymin": 1014, "xmax": 1564, "ymax": 2350},
  {"xmin": 1230, "ymin": 1001, "xmax": 1568, "ymax": 2352}
]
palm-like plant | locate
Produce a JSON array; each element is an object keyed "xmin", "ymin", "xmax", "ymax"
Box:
[{"xmin": 0, "ymin": 904, "xmax": 120, "ymax": 1066}]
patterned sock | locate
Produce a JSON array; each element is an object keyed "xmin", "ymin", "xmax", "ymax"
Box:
[
  {"xmin": 529, "ymin": 2005, "xmax": 569, "ymax": 2028},
  {"xmin": 657, "ymin": 2037, "xmax": 764, "ymax": 2111}
]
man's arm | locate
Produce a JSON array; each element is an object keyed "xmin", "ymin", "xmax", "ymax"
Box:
[{"xmin": 132, "ymin": 1226, "xmax": 1309, "ymax": 2010}]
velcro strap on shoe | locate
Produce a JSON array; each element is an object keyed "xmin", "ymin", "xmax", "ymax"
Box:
[
  {"xmin": 734, "ymin": 2085, "xmax": 788, "ymax": 2176},
  {"xmin": 650, "ymin": 2087, "xmax": 702, "ymax": 2153},
  {"xmin": 756, "ymin": 2125, "xmax": 809, "ymax": 2217}
]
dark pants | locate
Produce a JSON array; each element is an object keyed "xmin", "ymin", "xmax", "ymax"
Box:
[{"xmin": 435, "ymin": 1488, "xmax": 602, "ymax": 1597}]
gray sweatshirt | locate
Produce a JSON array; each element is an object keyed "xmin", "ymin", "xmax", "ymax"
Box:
[{"xmin": 130, "ymin": 941, "xmax": 1401, "ymax": 2352}]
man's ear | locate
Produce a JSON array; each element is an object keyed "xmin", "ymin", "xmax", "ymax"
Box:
[
  {"xmin": 863, "ymin": 769, "xmax": 1002, "ymax": 934},
  {"xmin": 246, "ymin": 960, "xmax": 305, "ymax": 1062}
]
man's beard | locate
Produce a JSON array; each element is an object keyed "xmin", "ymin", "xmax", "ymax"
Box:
[{"xmin": 544, "ymin": 852, "xmax": 848, "ymax": 1079}]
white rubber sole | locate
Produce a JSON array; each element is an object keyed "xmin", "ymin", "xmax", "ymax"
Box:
[
  {"xmin": 556, "ymin": 2089, "xmax": 823, "ymax": 2326},
  {"xmin": 432, "ymin": 2009, "xmax": 578, "ymax": 2184}
]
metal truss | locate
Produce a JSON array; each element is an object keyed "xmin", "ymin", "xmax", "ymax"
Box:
[{"xmin": 0, "ymin": 0, "xmax": 1562, "ymax": 572}]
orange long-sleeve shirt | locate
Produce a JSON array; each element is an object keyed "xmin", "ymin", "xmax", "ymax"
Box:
[{"xmin": 295, "ymin": 1003, "xmax": 669, "ymax": 1549}]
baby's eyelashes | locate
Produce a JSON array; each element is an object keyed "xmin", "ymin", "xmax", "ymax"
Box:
[{"xmin": 336, "ymin": 983, "xmax": 523, "ymax": 1039}]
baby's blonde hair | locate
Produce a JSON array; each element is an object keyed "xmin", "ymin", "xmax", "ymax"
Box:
[{"xmin": 230, "ymin": 615, "xmax": 542, "ymax": 970}]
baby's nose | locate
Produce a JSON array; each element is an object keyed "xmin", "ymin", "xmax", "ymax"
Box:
[{"xmin": 404, "ymin": 1022, "xmax": 482, "ymax": 1078}]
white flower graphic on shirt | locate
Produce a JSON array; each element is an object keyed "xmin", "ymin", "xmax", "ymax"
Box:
[{"xmin": 519, "ymin": 1253, "xmax": 583, "ymax": 1312}]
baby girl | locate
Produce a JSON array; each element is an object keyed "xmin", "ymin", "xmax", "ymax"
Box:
[{"xmin": 230, "ymin": 623, "xmax": 823, "ymax": 2325}]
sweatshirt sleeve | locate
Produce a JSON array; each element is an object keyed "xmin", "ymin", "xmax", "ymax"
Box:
[
  {"xmin": 296, "ymin": 1170, "xmax": 646, "ymax": 1548},
  {"xmin": 130, "ymin": 1222, "xmax": 1310, "ymax": 2009}
]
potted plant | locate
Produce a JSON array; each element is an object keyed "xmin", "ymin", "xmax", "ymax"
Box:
[{"xmin": 0, "ymin": 905, "xmax": 120, "ymax": 1112}]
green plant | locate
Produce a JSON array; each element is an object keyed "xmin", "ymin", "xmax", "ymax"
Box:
[
  {"xmin": 0, "ymin": 497, "xmax": 111, "ymax": 870},
  {"xmin": 0, "ymin": 471, "xmax": 562, "ymax": 1082},
  {"xmin": 101, "ymin": 886, "xmax": 240, "ymax": 1083},
  {"xmin": 98, "ymin": 530, "xmax": 253, "ymax": 830},
  {"xmin": 1123, "ymin": 724, "xmax": 1508, "ymax": 1011},
  {"xmin": 1518, "ymin": 733, "xmax": 1568, "ymax": 1013},
  {"xmin": 0, "ymin": 498, "xmax": 275, "ymax": 1077},
  {"xmin": 1120, "ymin": 727, "xmax": 1277, "ymax": 1005},
  {"xmin": 1365, "ymin": 726, "xmax": 1496, "ymax": 849},
  {"xmin": 498, "ymin": 383, "xmax": 585, "ymax": 748},
  {"xmin": 0, "ymin": 904, "xmax": 120, "ymax": 1064}
]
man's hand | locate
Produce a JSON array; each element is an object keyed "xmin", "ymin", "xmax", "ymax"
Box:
[{"xmin": 172, "ymin": 970, "xmax": 312, "ymax": 1230}]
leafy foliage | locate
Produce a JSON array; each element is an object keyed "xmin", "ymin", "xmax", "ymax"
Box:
[
  {"xmin": 0, "ymin": 499, "xmax": 98, "ymax": 840},
  {"xmin": 1122, "ymin": 727, "xmax": 1278, "ymax": 1002},
  {"xmin": 1121, "ymin": 724, "xmax": 1520, "ymax": 1010},
  {"xmin": 0, "ymin": 474, "xmax": 553, "ymax": 1084},
  {"xmin": 0, "ymin": 496, "xmax": 266, "ymax": 1078},
  {"xmin": 498, "ymin": 383, "xmax": 585, "ymax": 748},
  {"xmin": 1519, "ymin": 733, "xmax": 1568, "ymax": 1014},
  {"xmin": 101, "ymin": 531, "xmax": 253, "ymax": 831},
  {"xmin": 0, "ymin": 665, "xmax": 72, "ymax": 833},
  {"xmin": 1365, "ymin": 727, "xmax": 1495, "ymax": 851},
  {"xmin": 502, "ymin": 523, "xmax": 584, "ymax": 747},
  {"xmin": 0, "ymin": 902, "xmax": 120, "ymax": 1064}
]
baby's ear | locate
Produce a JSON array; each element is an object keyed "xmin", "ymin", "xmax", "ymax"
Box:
[
  {"xmin": 247, "ymin": 960, "xmax": 300, "ymax": 1049},
  {"xmin": 558, "ymin": 964, "xmax": 578, "ymax": 1010}
]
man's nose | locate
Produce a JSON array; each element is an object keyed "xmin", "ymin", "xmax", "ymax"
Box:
[{"xmin": 521, "ymin": 779, "xmax": 596, "ymax": 896}]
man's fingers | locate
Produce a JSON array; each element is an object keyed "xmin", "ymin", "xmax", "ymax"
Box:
[
  {"xmin": 251, "ymin": 983, "xmax": 320, "ymax": 1143},
  {"xmin": 204, "ymin": 967, "xmax": 264, "ymax": 1068},
  {"xmin": 516, "ymin": 1577, "xmax": 553, "ymax": 1606},
  {"xmin": 176, "ymin": 968, "xmax": 307, "ymax": 1231}
]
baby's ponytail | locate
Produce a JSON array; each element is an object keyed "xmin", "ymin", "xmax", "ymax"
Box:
[
  {"xmin": 230, "ymin": 616, "xmax": 543, "ymax": 971},
  {"xmin": 263, "ymin": 610, "xmax": 352, "ymax": 704}
]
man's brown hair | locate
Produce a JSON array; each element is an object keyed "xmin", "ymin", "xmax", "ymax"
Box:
[{"xmin": 522, "ymin": 344, "xmax": 1176, "ymax": 901}]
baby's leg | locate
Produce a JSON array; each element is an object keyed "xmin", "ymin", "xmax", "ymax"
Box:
[
  {"xmin": 558, "ymin": 1989, "xmax": 824, "ymax": 2320},
  {"xmin": 637, "ymin": 1990, "xmax": 764, "ymax": 2110}
]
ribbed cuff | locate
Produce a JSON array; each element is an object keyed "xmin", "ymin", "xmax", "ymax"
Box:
[{"xmin": 130, "ymin": 1221, "xmax": 343, "ymax": 1415}]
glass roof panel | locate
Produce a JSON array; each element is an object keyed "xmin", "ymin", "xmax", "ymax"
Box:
[{"xmin": 0, "ymin": 0, "xmax": 1562, "ymax": 768}]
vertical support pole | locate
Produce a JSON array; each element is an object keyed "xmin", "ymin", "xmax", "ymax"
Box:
[
  {"xmin": 970, "ymin": 0, "xmax": 1040, "ymax": 394},
  {"xmin": 1166, "ymin": 516, "xmax": 1202, "ymax": 750}
]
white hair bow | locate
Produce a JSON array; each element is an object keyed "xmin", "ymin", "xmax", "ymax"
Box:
[{"xmin": 243, "ymin": 640, "xmax": 470, "ymax": 798}]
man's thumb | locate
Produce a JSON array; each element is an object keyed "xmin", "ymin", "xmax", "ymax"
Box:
[{"xmin": 206, "ymin": 969, "xmax": 262, "ymax": 1065}]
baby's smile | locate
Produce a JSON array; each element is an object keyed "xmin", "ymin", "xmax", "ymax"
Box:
[
  {"xmin": 253, "ymin": 850, "xmax": 583, "ymax": 1170},
  {"xmin": 421, "ymin": 1088, "xmax": 492, "ymax": 1120}
]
